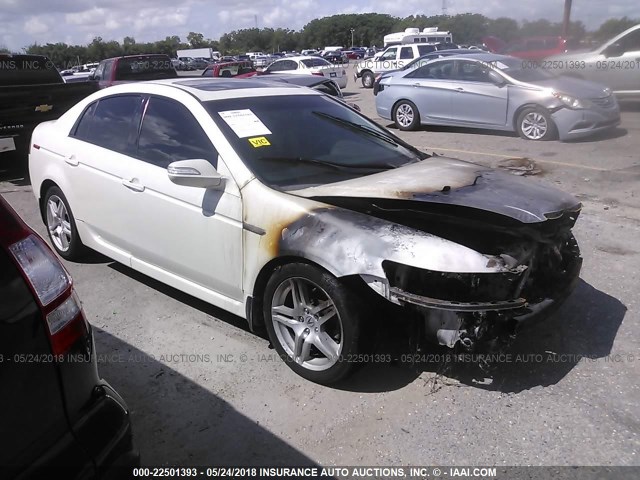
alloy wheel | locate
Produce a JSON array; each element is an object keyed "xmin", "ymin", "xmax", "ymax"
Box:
[{"xmin": 270, "ymin": 277, "xmax": 343, "ymax": 371}]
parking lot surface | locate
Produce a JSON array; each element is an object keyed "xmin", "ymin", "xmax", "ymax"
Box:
[{"xmin": 1, "ymin": 78, "xmax": 638, "ymax": 467}]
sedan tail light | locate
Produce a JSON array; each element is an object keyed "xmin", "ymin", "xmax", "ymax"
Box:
[{"xmin": 311, "ymin": 71, "xmax": 324, "ymax": 76}]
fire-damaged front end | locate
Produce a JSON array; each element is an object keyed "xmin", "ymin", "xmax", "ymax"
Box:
[
  {"xmin": 379, "ymin": 211, "xmax": 582, "ymax": 349},
  {"xmin": 282, "ymin": 157, "xmax": 583, "ymax": 351}
]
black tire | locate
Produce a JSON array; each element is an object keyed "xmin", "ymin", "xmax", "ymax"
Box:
[
  {"xmin": 516, "ymin": 107, "xmax": 557, "ymax": 141},
  {"xmin": 263, "ymin": 263, "xmax": 363, "ymax": 384},
  {"xmin": 42, "ymin": 186, "xmax": 86, "ymax": 260},
  {"xmin": 361, "ymin": 71, "xmax": 375, "ymax": 88},
  {"xmin": 393, "ymin": 100, "xmax": 420, "ymax": 131}
]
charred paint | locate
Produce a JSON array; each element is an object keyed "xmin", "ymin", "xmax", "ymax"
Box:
[{"xmin": 288, "ymin": 156, "xmax": 581, "ymax": 224}]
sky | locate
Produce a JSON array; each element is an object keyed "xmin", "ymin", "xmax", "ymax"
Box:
[{"xmin": 1, "ymin": 0, "xmax": 638, "ymax": 51}]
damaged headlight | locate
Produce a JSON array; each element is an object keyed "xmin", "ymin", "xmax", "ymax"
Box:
[
  {"xmin": 552, "ymin": 91, "xmax": 586, "ymax": 109},
  {"xmin": 382, "ymin": 261, "xmax": 524, "ymax": 303}
]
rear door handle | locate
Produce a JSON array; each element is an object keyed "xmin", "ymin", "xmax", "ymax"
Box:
[
  {"xmin": 412, "ymin": 83, "xmax": 421, "ymax": 87},
  {"xmin": 455, "ymin": 87, "xmax": 465, "ymax": 92},
  {"xmin": 64, "ymin": 154, "xmax": 78, "ymax": 166},
  {"xmin": 122, "ymin": 178, "xmax": 145, "ymax": 192}
]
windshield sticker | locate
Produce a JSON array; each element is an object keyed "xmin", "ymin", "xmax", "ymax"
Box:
[
  {"xmin": 248, "ymin": 136, "xmax": 271, "ymax": 148},
  {"xmin": 218, "ymin": 109, "xmax": 272, "ymax": 138}
]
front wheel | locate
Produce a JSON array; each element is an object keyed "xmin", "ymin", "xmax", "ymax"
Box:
[
  {"xmin": 393, "ymin": 100, "xmax": 420, "ymax": 131},
  {"xmin": 43, "ymin": 186, "xmax": 86, "ymax": 260},
  {"xmin": 361, "ymin": 71, "xmax": 375, "ymax": 88},
  {"xmin": 263, "ymin": 263, "xmax": 363, "ymax": 384},
  {"xmin": 516, "ymin": 107, "xmax": 557, "ymax": 141}
]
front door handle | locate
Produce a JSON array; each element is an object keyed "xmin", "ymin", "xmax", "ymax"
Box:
[
  {"xmin": 64, "ymin": 154, "xmax": 78, "ymax": 166},
  {"xmin": 122, "ymin": 178, "xmax": 145, "ymax": 192},
  {"xmin": 412, "ymin": 83, "xmax": 421, "ymax": 87},
  {"xmin": 455, "ymin": 87, "xmax": 465, "ymax": 92}
]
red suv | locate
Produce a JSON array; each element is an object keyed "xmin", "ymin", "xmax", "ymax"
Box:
[{"xmin": 483, "ymin": 36, "xmax": 568, "ymax": 61}]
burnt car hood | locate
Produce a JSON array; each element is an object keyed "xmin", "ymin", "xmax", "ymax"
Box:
[{"xmin": 287, "ymin": 157, "xmax": 581, "ymax": 224}]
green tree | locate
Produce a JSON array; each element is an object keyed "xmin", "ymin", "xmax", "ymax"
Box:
[
  {"xmin": 594, "ymin": 17, "xmax": 638, "ymax": 41},
  {"xmin": 187, "ymin": 32, "xmax": 206, "ymax": 48},
  {"xmin": 486, "ymin": 17, "xmax": 519, "ymax": 42}
]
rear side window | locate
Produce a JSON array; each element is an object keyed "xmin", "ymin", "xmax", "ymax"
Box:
[
  {"xmin": 405, "ymin": 60, "xmax": 455, "ymax": 80},
  {"xmin": 137, "ymin": 96, "xmax": 217, "ymax": 168},
  {"xmin": 417, "ymin": 45, "xmax": 437, "ymax": 56},
  {"xmin": 114, "ymin": 56, "xmax": 177, "ymax": 81},
  {"xmin": 73, "ymin": 95, "xmax": 143, "ymax": 154},
  {"xmin": 301, "ymin": 58, "xmax": 331, "ymax": 68},
  {"xmin": 268, "ymin": 60, "xmax": 298, "ymax": 72},
  {"xmin": 399, "ymin": 47, "xmax": 414, "ymax": 60}
]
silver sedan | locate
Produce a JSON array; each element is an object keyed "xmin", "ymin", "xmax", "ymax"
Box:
[{"xmin": 375, "ymin": 53, "xmax": 621, "ymax": 141}]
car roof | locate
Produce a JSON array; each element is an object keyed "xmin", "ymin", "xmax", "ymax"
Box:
[
  {"xmin": 278, "ymin": 55, "xmax": 325, "ymax": 61},
  {"xmin": 103, "ymin": 54, "xmax": 170, "ymax": 61},
  {"xmin": 254, "ymin": 74, "xmax": 333, "ymax": 87},
  {"xmin": 104, "ymin": 77, "xmax": 322, "ymax": 101},
  {"xmin": 429, "ymin": 52, "xmax": 513, "ymax": 62}
]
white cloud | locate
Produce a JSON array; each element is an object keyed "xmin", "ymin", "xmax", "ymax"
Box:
[
  {"xmin": 24, "ymin": 17, "xmax": 49, "ymax": 35},
  {"xmin": 1, "ymin": 0, "xmax": 638, "ymax": 51},
  {"xmin": 65, "ymin": 8, "xmax": 108, "ymax": 26}
]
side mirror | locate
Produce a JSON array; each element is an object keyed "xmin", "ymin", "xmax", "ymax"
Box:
[
  {"xmin": 167, "ymin": 159, "xmax": 225, "ymax": 189},
  {"xmin": 603, "ymin": 42, "xmax": 624, "ymax": 58}
]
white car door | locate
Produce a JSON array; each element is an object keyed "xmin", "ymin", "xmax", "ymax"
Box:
[
  {"xmin": 396, "ymin": 46, "xmax": 414, "ymax": 70},
  {"xmin": 123, "ymin": 95, "xmax": 243, "ymax": 301},
  {"xmin": 65, "ymin": 94, "xmax": 146, "ymax": 265}
]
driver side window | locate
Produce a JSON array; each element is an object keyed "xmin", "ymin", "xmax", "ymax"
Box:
[
  {"xmin": 620, "ymin": 29, "xmax": 640, "ymax": 52},
  {"xmin": 454, "ymin": 60, "xmax": 493, "ymax": 83},
  {"xmin": 380, "ymin": 48, "xmax": 397, "ymax": 60},
  {"xmin": 136, "ymin": 96, "xmax": 218, "ymax": 169}
]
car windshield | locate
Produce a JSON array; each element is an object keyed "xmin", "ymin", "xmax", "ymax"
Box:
[
  {"xmin": 205, "ymin": 95, "xmax": 427, "ymax": 189},
  {"xmin": 490, "ymin": 57, "xmax": 556, "ymax": 82}
]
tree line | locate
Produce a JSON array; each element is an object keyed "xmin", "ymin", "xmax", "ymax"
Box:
[{"xmin": 7, "ymin": 13, "xmax": 638, "ymax": 68}]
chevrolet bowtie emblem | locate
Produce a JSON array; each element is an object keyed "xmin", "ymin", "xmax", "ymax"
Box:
[{"xmin": 35, "ymin": 104, "xmax": 53, "ymax": 112}]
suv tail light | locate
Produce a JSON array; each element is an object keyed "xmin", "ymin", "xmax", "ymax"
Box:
[
  {"xmin": 8, "ymin": 232, "xmax": 88, "ymax": 355},
  {"xmin": 9, "ymin": 235, "xmax": 70, "ymax": 305}
]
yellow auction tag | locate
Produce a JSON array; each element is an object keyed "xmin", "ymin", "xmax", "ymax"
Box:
[{"xmin": 248, "ymin": 136, "xmax": 271, "ymax": 147}]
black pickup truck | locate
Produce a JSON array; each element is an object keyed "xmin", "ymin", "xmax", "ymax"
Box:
[{"xmin": 0, "ymin": 54, "xmax": 98, "ymax": 157}]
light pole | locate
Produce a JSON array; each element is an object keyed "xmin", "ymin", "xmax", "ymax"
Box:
[{"xmin": 350, "ymin": 28, "xmax": 355, "ymax": 48}]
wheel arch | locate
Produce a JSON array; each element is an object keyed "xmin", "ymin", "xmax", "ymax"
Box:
[
  {"xmin": 512, "ymin": 103, "xmax": 550, "ymax": 131},
  {"xmin": 247, "ymin": 255, "xmax": 342, "ymax": 333},
  {"xmin": 39, "ymin": 179, "xmax": 61, "ymax": 223}
]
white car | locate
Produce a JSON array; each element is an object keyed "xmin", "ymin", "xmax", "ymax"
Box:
[
  {"xmin": 263, "ymin": 55, "xmax": 348, "ymax": 89},
  {"xmin": 29, "ymin": 78, "xmax": 582, "ymax": 384}
]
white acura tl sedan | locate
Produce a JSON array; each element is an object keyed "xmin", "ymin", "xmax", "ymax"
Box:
[{"xmin": 29, "ymin": 78, "xmax": 582, "ymax": 384}]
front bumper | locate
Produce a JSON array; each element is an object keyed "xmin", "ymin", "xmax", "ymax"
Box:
[
  {"xmin": 552, "ymin": 105, "xmax": 621, "ymax": 141},
  {"xmin": 386, "ymin": 244, "xmax": 583, "ymax": 349}
]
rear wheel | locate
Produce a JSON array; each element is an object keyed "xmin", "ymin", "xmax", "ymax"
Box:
[
  {"xmin": 43, "ymin": 187, "xmax": 85, "ymax": 260},
  {"xmin": 516, "ymin": 107, "xmax": 556, "ymax": 141},
  {"xmin": 393, "ymin": 100, "xmax": 420, "ymax": 131},
  {"xmin": 361, "ymin": 71, "xmax": 375, "ymax": 88},
  {"xmin": 263, "ymin": 263, "xmax": 363, "ymax": 384}
]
